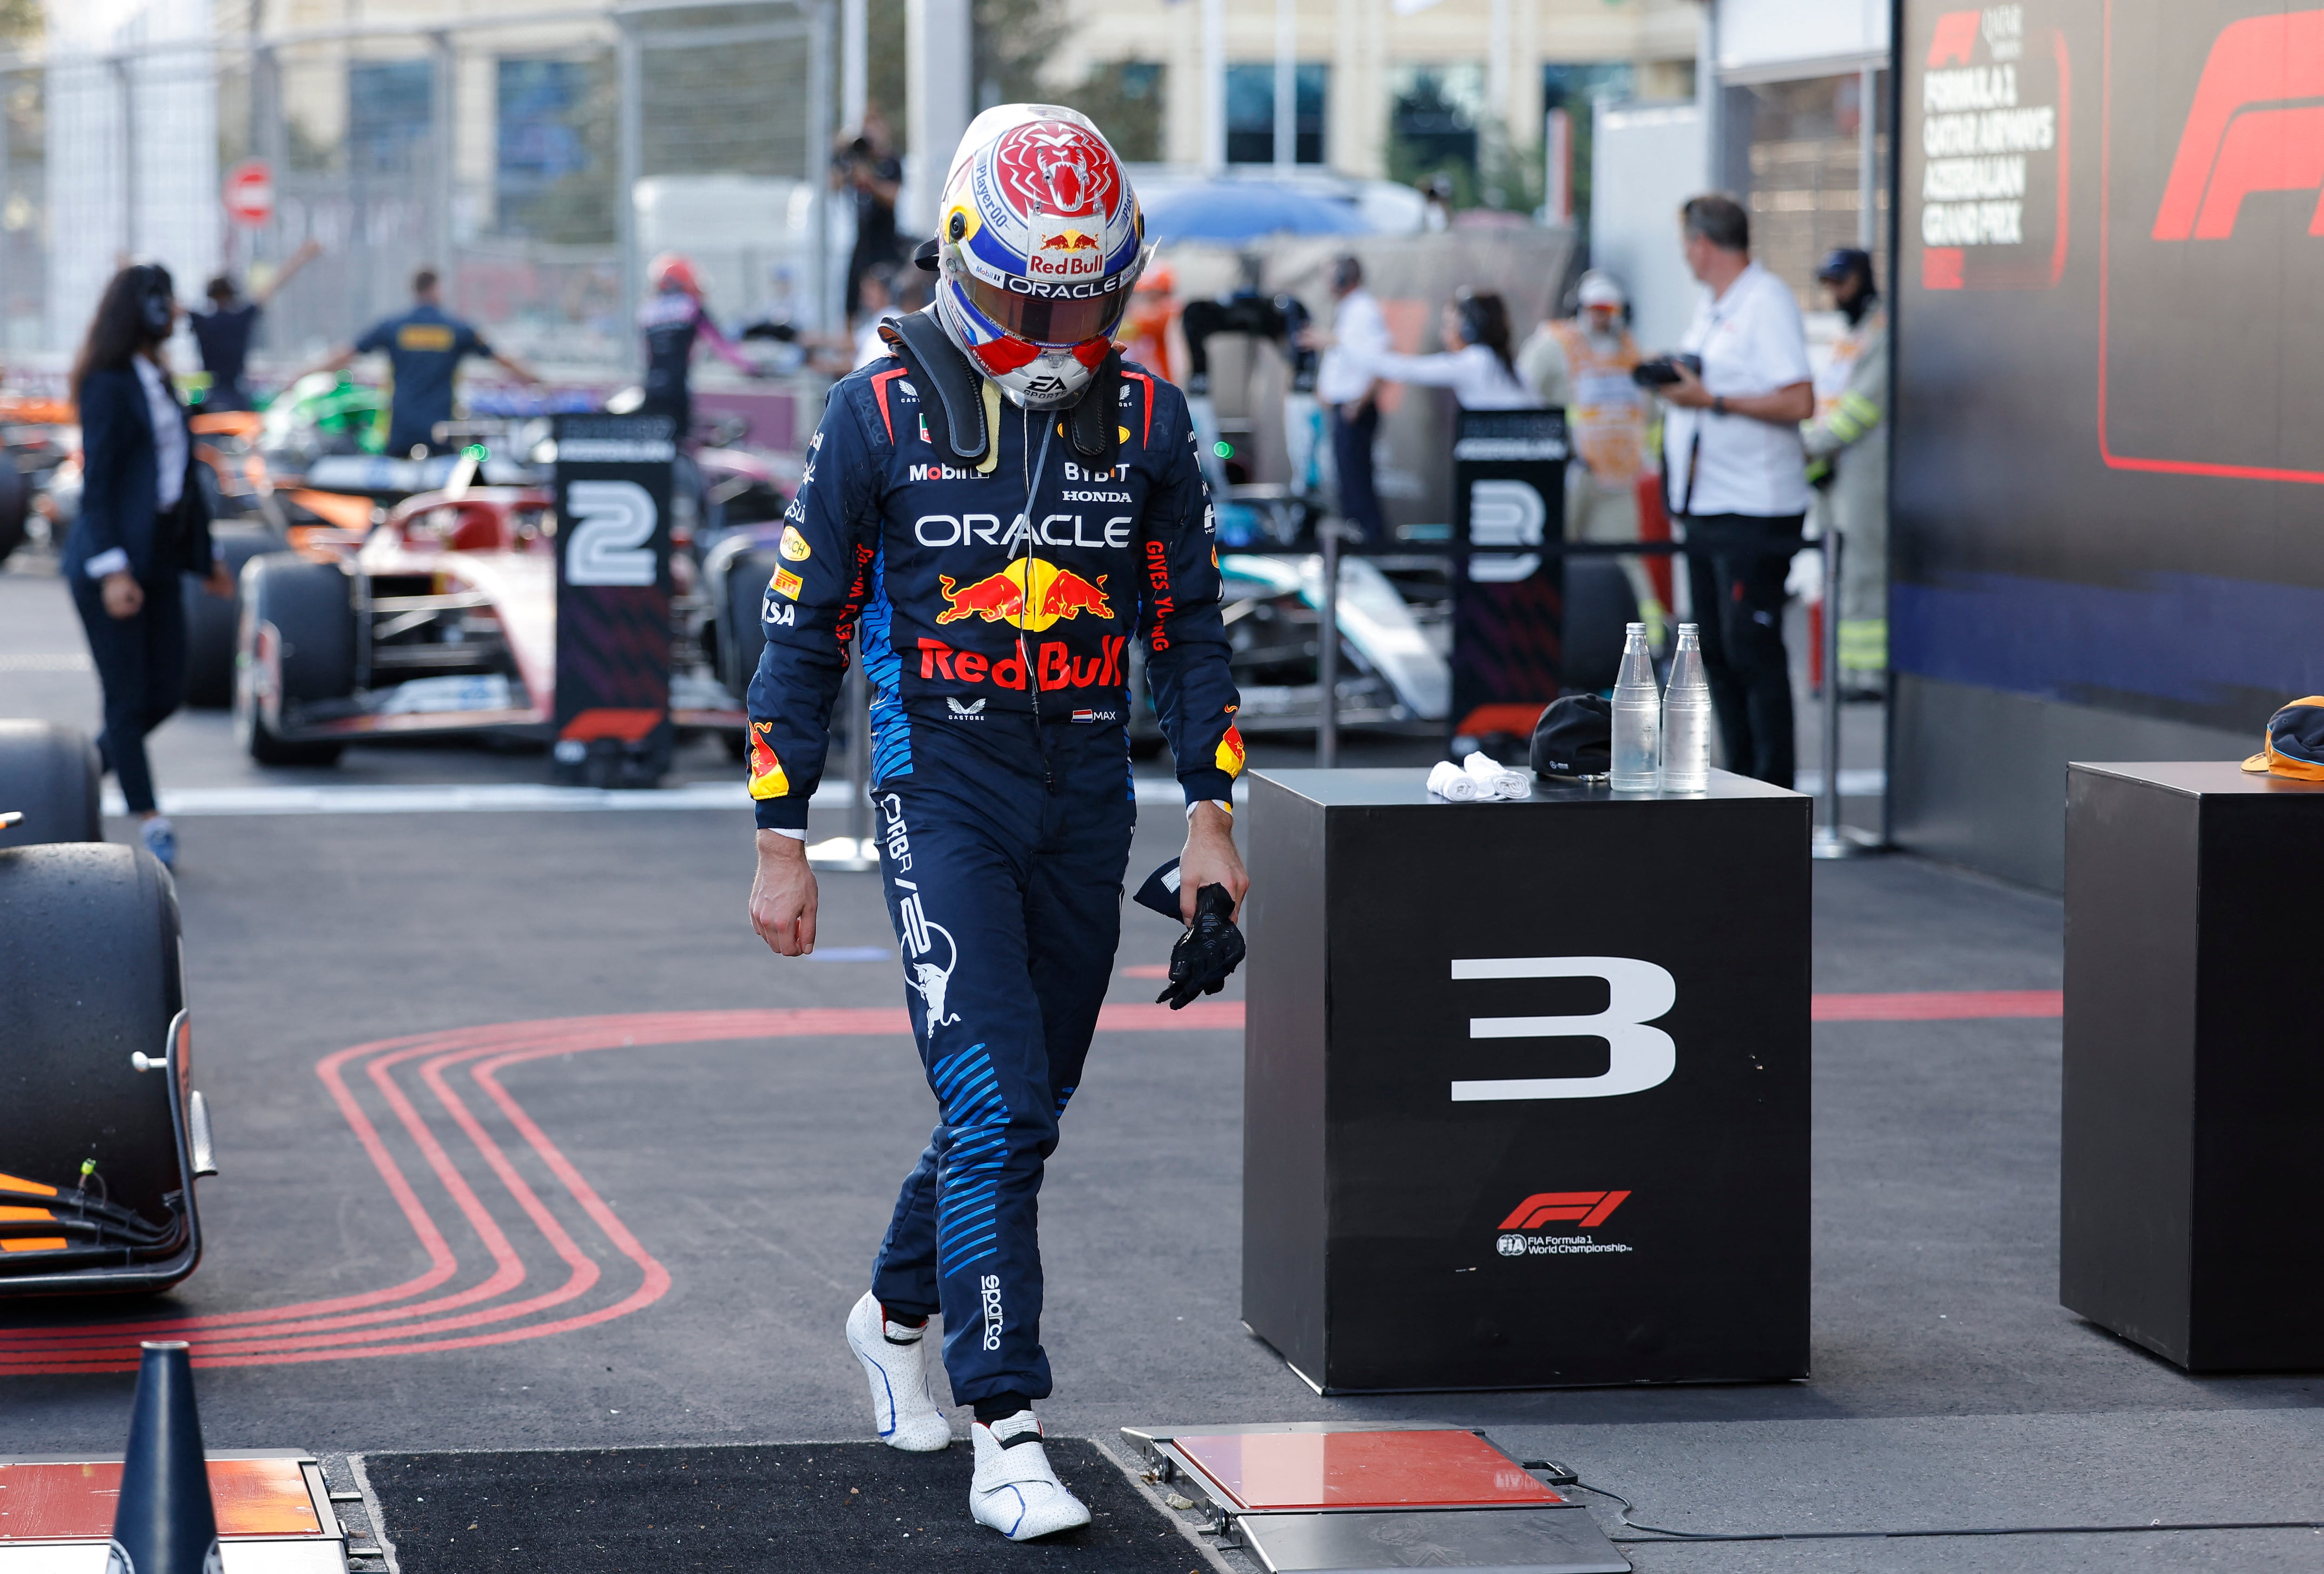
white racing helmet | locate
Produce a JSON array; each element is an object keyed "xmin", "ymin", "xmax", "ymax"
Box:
[{"xmin": 931, "ymin": 104, "xmax": 1146, "ymax": 408}]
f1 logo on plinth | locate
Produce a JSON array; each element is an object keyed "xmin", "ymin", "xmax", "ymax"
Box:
[
  {"xmin": 1447, "ymin": 956, "xmax": 1676, "ymax": 1101},
  {"xmin": 552, "ymin": 414, "xmax": 676, "ymax": 788}
]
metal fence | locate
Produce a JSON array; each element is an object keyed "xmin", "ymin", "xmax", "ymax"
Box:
[{"xmin": 0, "ymin": 0, "xmax": 836, "ymax": 383}]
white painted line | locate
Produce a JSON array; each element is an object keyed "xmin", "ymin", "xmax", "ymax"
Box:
[
  {"xmin": 108, "ymin": 781, "xmax": 754, "ymax": 817},
  {"xmin": 106, "ymin": 775, "xmax": 1221, "ymax": 817},
  {"xmin": 0, "ymin": 652, "xmax": 93, "ymax": 671}
]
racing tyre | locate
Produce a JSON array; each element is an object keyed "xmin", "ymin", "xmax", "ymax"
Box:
[
  {"xmin": 0, "ymin": 720, "xmax": 102, "ymax": 848},
  {"xmin": 0, "ymin": 841, "xmax": 200, "ymax": 1293},
  {"xmin": 236, "ymin": 554, "xmax": 352, "ymax": 765},
  {"xmin": 0, "ymin": 462, "xmax": 26, "ymax": 565},
  {"xmin": 183, "ymin": 523, "xmax": 280, "ymax": 709},
  {"xmin": 720, "ymin": 547, "xmax": 783, "ymax": 699}
]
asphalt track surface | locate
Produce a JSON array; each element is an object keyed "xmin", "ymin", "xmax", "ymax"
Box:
[{"xmin": 3, "ymin": 561, "xmax": 2319, "ymax": 1572}]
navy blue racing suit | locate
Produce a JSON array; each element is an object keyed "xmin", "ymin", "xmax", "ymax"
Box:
[{"xmin": 746, "ymin": 339, "xmax": 1243, "ymax": 1406}]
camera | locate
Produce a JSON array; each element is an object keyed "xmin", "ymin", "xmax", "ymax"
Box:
[{"xmin": 1631, "ymin": 352, "xmax": 1703, "ymax": 389}]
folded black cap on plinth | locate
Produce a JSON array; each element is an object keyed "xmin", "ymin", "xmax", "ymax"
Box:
[
  {"xmin": 1531, "ymin": 693, "xmax": 1613, "ymax": 779},
  {"xmin": 107, "ymin": 1341, "xmax": 221, "ymax": 1574}
]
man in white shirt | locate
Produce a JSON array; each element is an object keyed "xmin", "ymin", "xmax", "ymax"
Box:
[
  {"xmin": 1654, "ymin": 194, "xmax": 1815, "ymax": 786},
  {"xmin": 1314, "ymin": 256, "xmax": 1392, "ymax": 544}
]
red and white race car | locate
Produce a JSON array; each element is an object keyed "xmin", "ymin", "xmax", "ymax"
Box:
[{"xmin": 233, "ymin": 469, "xmax": 763, "ymax": 768}]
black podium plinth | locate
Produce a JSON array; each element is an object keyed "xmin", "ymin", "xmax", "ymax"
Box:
[
  {"xmin": 1241, "ymin": 768, "xmax": 1811, "ymax": 1393},
  {"xmin": 2061, "ymin": 762, "xmax": 2324, "ymax": 1371}
]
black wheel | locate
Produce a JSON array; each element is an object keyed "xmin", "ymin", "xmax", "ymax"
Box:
[
  {"xmin": 182, "ymin": 523, "xmax": 280, "ymax": 710},
  {"xmin": 718, "ymin": 546, "xmax": 782, "ymax": 699},
  {"xmin": 0, "ymin": 462, "xmax": 26, "ymax": 565},
  {"xmin": 235, "ymin": 554, "xmax": 352, "ymax": 766},
  {"xmin": 0, "ymin": 720, "xmax": 102, "ymax": 848},
  {"xmin": 0, "ymin": 842, "xmax": 199, "ymax": 1292}
]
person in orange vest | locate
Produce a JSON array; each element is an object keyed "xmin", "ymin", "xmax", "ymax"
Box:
[
  {"xmin": 1117, "ymin": 260, "xmax": 1178, "ymax": 384},
  {"xmin": 1517, "ymin": 270, "xmax": 1664, "ymax": 634}
]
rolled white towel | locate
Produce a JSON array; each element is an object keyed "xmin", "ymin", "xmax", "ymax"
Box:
[
  {"xmin": 1427, "ymin": 760, "xmax": 1484, "ymax": 801},
  {"xmin": 1464, "ymin": 751, "xmax": 1532, "ymax": 800}
]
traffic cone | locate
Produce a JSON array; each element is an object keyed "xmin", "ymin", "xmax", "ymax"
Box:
[{"xmin": 106, "ymin": 1340, "xmax": 221, "ymax": 1574}]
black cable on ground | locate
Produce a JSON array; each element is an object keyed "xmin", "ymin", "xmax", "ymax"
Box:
[{"xmin": 1561, "ymin": 1478, "xmax": 2324, "ymax": 1546}]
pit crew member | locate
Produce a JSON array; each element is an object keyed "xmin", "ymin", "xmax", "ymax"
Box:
[{"xmin": 636, "ymin": 253, "xmax": 759, "ymax": 441}]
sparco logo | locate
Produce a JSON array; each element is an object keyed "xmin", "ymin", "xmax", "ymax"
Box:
[{"xmin": 980, "ymin": 1274, "xmax": 1004, "ymax": 1350}]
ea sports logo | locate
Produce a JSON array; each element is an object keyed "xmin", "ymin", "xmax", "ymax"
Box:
[{"xmin": 1496, "ymin": 1234, "xmax": 1527, "ymax": 1258}]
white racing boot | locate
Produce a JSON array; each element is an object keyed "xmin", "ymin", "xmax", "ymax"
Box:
[
  {"xmin": 844, "ymin": 1290, "xmax": 951, "ymax": 1452},
  {"xmin": 970, "ymin": 1410, "xmax": 1091, "ymax": 1541}
]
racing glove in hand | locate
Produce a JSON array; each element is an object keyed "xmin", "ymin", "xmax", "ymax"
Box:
[{"xmin": 1157, "ymin": 883, "xmax": 1245, "ymax": 1009}]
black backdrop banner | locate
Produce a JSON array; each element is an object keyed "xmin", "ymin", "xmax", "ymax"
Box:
[
  {"xmin": 1895, "ymin": 0, "xmax": 2324, "ymax": 734},
  {"xmin": 1449, "ymin": 407, "xmax": 1569, "ymax": 740},
  {"xmin": 552, "ymin": 413, "xmax": 677, "ymax": 788}
]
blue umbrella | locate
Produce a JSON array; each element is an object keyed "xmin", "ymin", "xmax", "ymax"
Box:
[{"xmin": 1140, "ymin": 181, "xmax": 1371, "ymax": 244}]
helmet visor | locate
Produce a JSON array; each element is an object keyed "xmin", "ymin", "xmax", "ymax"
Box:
[{"xmin": 959, "ymin": 270, "xmax": 1129, "ymax": 348}]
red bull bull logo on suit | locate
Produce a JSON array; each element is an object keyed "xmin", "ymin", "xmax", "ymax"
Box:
[{"xmin": 935, "ymin": 558, "xmax": 1114, "ymax": 631}]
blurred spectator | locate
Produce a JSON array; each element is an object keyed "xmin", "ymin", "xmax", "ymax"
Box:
[
  {"xmin": 850, "ymin": 264, "xmax": 906, "ymax": 370},
  {"xmin": 1312, "ymin": 255, "xmax": 1390, "ymax": 545},
  {"xmin": 637, "ymin": 251, "xmax": 759, "ymax": 442},
  {"xmin": 1802, "ymin": 246, "xmax": 1889, "ymax": 697},
  {"xmin": 62, "ymin": 263, "xmax": 231, "ymax": 870},
  {"xmin": 1119, "ymin": 261, "xmax": 1179, "ymax": 382},
  {"xmin": 1420, "ymin": 173, "xmax": 1454, "ymax": 232},
  {"xmin": 189, "ymin": 238, "xmax": 320, "ymax": 412},
  {"xmin": 299, "ymin": 269, "xmax": 540, "ymax": 457},
  {"xmin": 1519, "ymin": 269, "xmax": 1660, "ymax": 626},
  {"xmin": 1654, "ymin": 193, "xmax": 1815, "ymax": 786},
  {"xmin": 836, "ymin": 112, "xmax": 906, "ymax": 320},
  {"xmin": 1354, "ymin": 288, "xmax": 1532, "ymax": 409}
]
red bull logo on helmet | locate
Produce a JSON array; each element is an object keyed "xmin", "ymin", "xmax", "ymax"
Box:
[
  {"xmin": 936, "ymin": 557, "xmax": 1114, "ymax": 632},
  {"xmin": 1029, "ymin": 216, "xmax": 1108, "ymax": 282}
]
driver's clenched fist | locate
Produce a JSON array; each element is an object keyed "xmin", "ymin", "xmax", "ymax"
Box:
[{"xmin": 751, "ymin": 829, "xmax": 820, "ymax": 956}]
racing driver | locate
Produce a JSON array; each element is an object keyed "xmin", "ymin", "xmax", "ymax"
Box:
[{"xmin": 744, "ymin": 104, "xmax": 1248, "ymax": 1541}]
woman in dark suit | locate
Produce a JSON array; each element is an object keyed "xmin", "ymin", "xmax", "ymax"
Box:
[{"xmin": 63, "ymin": 263, "xmax": 232, "ymax": 869}]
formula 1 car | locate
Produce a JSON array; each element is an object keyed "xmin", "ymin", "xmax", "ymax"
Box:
[
  {"xmin": 1120, "ymin": 552, "xmax": 1452, "ymax": 757},
  {"xmin": 0, "ymin": 393, "xmax": 77, "ymax": 565},
  {"xmin": 183, "ymin": 406, "xmax": 557, "ymax": 711},
  {"xmin": 234, "ymin": 464, "xmax": 750, "ymax": 767},
  {"xmin": 0, "ymin": 720, "xmax": 215, "ymax": 1296}
]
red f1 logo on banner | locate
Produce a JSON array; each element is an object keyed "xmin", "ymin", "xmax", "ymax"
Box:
[
  {"xmin": 1928, "ymin": 9, "xmax": 1981, "ymax": 67},
  {"xmin": 2152, "ymin": 11, "xmax": 2324, "ymax": 240},
  {"xmin": 1499, "ymin": 1191, "xmax": 1631, "ymax": 1230}
]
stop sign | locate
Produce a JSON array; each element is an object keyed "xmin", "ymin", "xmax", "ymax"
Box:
[{"xmin": 223, "ymin": 160, "xmax": 274, "ymax": 228}]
